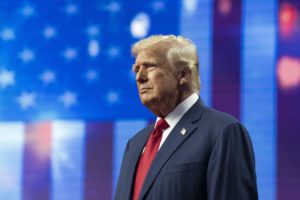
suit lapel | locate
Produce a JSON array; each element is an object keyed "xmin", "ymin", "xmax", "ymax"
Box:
[
  {"xmin": 138, "ymin": 100, "xmax": 205, "ymax": 200},
  {"xmin": 124, "ymin": 123, "xmax": 155, "ymax": 199}
]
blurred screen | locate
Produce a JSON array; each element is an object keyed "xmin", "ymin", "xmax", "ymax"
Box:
[{"xmin": 0, "ymin": 0, "xmax": 299, "ymax": 199}]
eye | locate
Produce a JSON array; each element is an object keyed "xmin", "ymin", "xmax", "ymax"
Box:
[
  {"xmin": 146, "ymin": 63, "xmax": 157, "ymax": 70},
  {"xmin": 133, "ymin": 64, "xmax": 140, "ymax": 74}
]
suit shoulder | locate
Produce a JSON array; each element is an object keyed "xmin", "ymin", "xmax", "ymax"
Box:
[
  {"xmin": 198, "ymin": 107, "xmax": 249, "ymax": 141},
  {"xmin": 202, "ymin": 106, "xmax": 239, "ymax": 127}
]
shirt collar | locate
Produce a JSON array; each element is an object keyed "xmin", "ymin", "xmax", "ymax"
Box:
[{"xmin": 156, "ymin": 93, "xmax": 199, "ymax": 128}]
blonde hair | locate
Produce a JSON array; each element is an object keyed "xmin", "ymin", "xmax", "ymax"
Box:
[{"xmin": 131, "ymin": 35, "xmax": 200, "ymax": 92}]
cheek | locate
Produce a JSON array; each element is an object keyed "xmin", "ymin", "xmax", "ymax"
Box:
[
  {"xmin": 155, "ymin": 80, "xmax": 178, "ymax": 97},
  {"xmin": 162, "ymin": 76, "xmax": 178, "ymax": 88},
  {"xmin": 149, "ymin": 71, "xmax": 178, "ymax": 92}
]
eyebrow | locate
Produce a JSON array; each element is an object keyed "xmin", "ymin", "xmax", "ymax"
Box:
[
  {"xmin": 132, "ymin": 61, "xmax": 158, "ymax": 72},
  {"xmin": 134, "ymin": 61, "xmax": 159, "ymax": 67}
]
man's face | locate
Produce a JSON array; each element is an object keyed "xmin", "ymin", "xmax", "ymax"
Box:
[{"xmin": 133, "ymin": 49, "xmax": 180, "ymax": 116}]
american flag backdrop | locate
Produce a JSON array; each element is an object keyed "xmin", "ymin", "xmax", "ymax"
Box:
[{"xmin": 0, "ymin": 0, "xmax": 299, "ymax": 200}]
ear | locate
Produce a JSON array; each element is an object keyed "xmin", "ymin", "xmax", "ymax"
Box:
[{"xmin": 178, "ymin": 68, "xmax": 190, "ymax": 85}]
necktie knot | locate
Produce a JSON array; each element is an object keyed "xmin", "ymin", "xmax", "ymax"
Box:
[
  {"xmin": 156, "ymin": 118, "xmax": 169, "ymax": 130},
  {"xmin": 151, "ymin": 118, "xmax": 169, "ymax": 139}
]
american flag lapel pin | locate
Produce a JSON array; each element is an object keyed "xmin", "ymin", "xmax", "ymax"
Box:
[{"xmin": 180, "ymin": 128, "xmax": 187, "ymax": 135}]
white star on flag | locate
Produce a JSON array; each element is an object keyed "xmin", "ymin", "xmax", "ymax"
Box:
[
  {"xmin": 43, "ymin": 26, "xmax": 56, "ymax": 39},
  {"xmin": 21, "ymin": 5, "xmax": 35, "ymax": 17},
  {"xmin": 105, "ymin": 2, "xmax": 121, "ymax": 13},
  {"xmin": 85, "ymin": 70, "xmax": 98, "ymax": 81},
  {"xmin": 65, "ymin": 3, "xmax": 78, "ymax": 15},
  {"xmin": 16, "ymin": 92, "xmax": 37, "ymax": 110},
  {"xmin": 19, "ymin": 48, "xmax": 35, "ymax": 63},
  {"xmin": 86, "ymin": 25, "xmax": 100, "ymax": 37},
  {"xmin": 63, "ymin": 48, "xmax": 77, "ymax": 60},
  {"xmin": 106, "ymin": 91, "xmax": 120, "ymax": 104},
  {"xmin": 107, "ymin": 46, "xmax": 120, "ymax": 58},
  {"xmin": 40, "ymin": 70, "xmax": 56, "ymax": 84},
  {"xmin": 0, "ymin": 28, "xmax": 15, "ymax": 41},
  {"xmin": 0, "ymin": 68, "xmax": 15, "ymax": 88},
  {"xmin": 152, "ymin": 1, "xmax": 165, "ymax": 12},
  {"xmin": 59, "ymin": 91, "xmax": 77, "ymax": 108}
]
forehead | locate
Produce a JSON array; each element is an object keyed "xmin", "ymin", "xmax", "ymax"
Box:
[{"xmin": 135, "ymin": 49, "xmax": 167, "ymax": 64}]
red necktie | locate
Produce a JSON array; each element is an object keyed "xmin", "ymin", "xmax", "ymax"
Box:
[{"xmin": 133, "ymin": 118, "xmax": 169, "ymax": 200}]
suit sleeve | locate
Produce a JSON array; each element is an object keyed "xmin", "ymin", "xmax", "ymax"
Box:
[{"xmin": 207, "ymin": 122, "xmax": 258, "ymax": 200}]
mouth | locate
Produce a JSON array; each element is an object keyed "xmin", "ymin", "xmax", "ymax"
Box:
[{"xmin": 139, "ymin": 88, "xmax": 151, "ymax": 94}]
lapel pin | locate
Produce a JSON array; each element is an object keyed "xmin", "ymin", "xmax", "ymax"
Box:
[{"xmin": 180, "ymin": 128, "xmax": 187, "ymax": 135}]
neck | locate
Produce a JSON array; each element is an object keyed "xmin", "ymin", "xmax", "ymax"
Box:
[{"xmin": 151, "ymin": 90, "xmax": 193, "ymax": 118}]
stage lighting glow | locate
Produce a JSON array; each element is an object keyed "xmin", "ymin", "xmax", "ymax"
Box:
[
  {"xmin": 277, "ymin": 56, "xmax": 300, "ymax": 89},
  {"xmin": 279, "ymin": 3, "xmax": 298, "ymax": 36},
  {"xmin": 218, "ymin": 0, "xmax": 232, "ymax": 15}
]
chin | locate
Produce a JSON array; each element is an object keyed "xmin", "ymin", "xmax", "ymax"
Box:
[
  {"xmin": 140, "ymin": 95, "xmax": 154, "ymax": 106},
  {"xmin": 140, "ymin": 98, "xmax": 151, "ymax": 106}
]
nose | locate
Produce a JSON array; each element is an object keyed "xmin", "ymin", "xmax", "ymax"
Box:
[{"xmin": 136, "ymin": 66, "xmax": 147, "ymax": 83}]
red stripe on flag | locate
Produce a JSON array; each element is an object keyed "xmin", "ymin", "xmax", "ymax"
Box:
[
  {"xmin": 22, "ymin": 122, "xmax": 52, "ymax": 200},
  {"xmin": 84, "ymin": 122, "xmax": 113, "ymax": 200}
]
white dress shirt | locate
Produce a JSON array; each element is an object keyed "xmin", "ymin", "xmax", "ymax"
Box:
[{"xmin": 156, "ymin": 93, "xmax": 199, "ymax": 149}]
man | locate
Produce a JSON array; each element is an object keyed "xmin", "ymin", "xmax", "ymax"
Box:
[{"xmin": 115, "ymin": 35, "xmax": 258, "ymax": 200}]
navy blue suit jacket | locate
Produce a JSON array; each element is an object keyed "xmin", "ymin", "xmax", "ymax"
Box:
[{"xmin": 115, "ymin": 100, "xmax": 258, "ymax": 200}]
